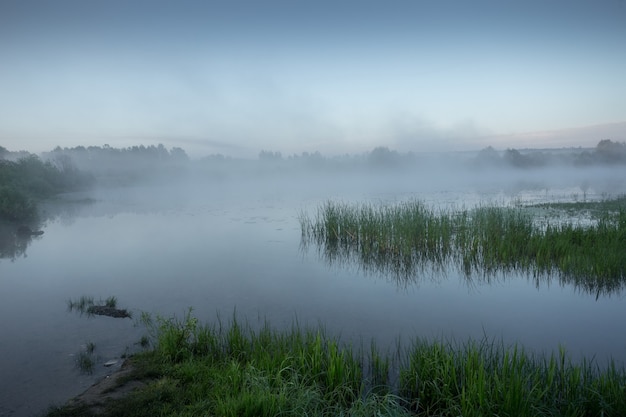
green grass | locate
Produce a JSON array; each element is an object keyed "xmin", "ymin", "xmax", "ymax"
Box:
[
  {"xmin": 299, "ymin": 198, "xmax": 626, "ymax": 294},
  {"xmin": 105, "ymin": 296, "xmax": 118, "ymax": 308},
  {"xmin": 399, "ymin": 340, "xmax": 626, "ymax": 416},
  {"xmin": 48, "ymin": 310, "xmax": 626, "ymax": 417}
]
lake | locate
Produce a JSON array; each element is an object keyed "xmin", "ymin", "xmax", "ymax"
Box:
[{"xmin": 1, "ymin": 167, "xmax": 626, "ymax": 417}]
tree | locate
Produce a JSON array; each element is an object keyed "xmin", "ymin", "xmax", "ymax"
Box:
[
  {"xmin": 504, "ymin": 148, "xmax": 530, "ymax": 168},
  {"xmin": 474, "ymin": 146, "xmax": 502, "ymax": 167},
  {"xmin": 170, "ymin": 147, "xmax": 189, "ymax": 161},
  {"xmin": 259, "ymin": 150, "xmax": 282, "ymax": 161},
  {"xmin": 595, "ymin": 139, "xmax": 626, "ymax": 164},
  {"xmin": 368, "ymin": 146, "xmax": 399, "ymax": 168}
]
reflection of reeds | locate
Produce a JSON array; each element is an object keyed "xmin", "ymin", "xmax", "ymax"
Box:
[
  {"xmin": 75, "ymin": 341, "xmax": 96, "ymax": 374},
  {"xmin": 75, "ymin": 351, "xmax": 94, "ymax": 374},
  {"xmin": 67, "ymin": 295, "xmax": 95, "ymax": 314},
  {"xmin": 300, "ymin": 199, "xmax": 626, "ymax": 294}
]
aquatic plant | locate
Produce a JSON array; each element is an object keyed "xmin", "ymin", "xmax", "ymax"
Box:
[
  {"xmin": 300, "ymin": 198, "xmax": 626, "ymax": 295},
  {"xmin": 67, "ymin": 295, "xmax": 132, "ymax": 318},
  {"xmin": 104, "ymin": 296, "xmax": 118, "ymax": 308},
  {"xmin": 85, "ymin": 341, "xmax": 96, "ymax": 354},
  {"xmin": 67, "ymin": 295, "xmax": 95, "ymax": 314}
]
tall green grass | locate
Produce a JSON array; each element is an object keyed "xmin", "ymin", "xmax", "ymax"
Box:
[
  {"xmin": 299, "ymin": 199, "xmax": 626, "ymax": 294},
  {"xmin": 399, "ymin": 339, "xmax": 626, "ymax": 416},
  {"xmin": 48, "ymin": 311, "xmax": 626, "ymax": 416}
]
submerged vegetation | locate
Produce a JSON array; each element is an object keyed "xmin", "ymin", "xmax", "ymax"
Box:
[
  {"xmin": 48, "ymin": 310, "xmax": 626, "ymax": 417},
  {"xmin": 300, "ymin": 197, "xmax": 626, "ymax": 295}
]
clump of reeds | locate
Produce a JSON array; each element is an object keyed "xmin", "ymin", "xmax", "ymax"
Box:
[
  {"xmin": 104, "ymin": 296, "xmax": 117, "ymax": 308},
  {"xmin": 299, "ymin": 199, "xmax": 626, "ymax": 294},
  {"xmin": 299, "ymin": 201, "xmax": 455, "ymax": 281},
  {"xmin": 138, "ymin": 309, "xmax": 367, "ymax": 410},
  {"xmin": 67, "ymin": 295, "xmax": 132, "ymax": 318},
  {"xmin": 399, "ymin": 339, "xmax": 626, "ymax": 416}
]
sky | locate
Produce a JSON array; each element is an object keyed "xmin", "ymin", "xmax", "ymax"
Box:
[{"xmin": 1, "ymin": 0, "xmax": 625, "ymax": 158}]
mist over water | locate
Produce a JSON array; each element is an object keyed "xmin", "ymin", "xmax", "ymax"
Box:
[{"xmin": 1, "ymin": 146, "xmax": 626, "ymax": 416}]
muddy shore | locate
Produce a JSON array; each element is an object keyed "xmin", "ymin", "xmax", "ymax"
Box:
[{"xmin": 58, "ymin": 360, "xmax": 145, "ymax": 415}]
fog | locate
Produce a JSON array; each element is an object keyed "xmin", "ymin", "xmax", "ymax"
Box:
[{"xmin": 34, "ymin": 140, "xmax": 626, "ymax": 199}]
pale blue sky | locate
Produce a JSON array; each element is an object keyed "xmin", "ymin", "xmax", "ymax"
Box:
[{"xmin": 1, "ymin": 0, "xmax": 625, "ymax": 157}]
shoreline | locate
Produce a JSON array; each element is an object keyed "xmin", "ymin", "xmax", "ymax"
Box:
[{"xmin": 58, "ymin": 359, "xmax": 146, "ymax": 415}]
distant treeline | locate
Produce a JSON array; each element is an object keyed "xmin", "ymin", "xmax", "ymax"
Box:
[
  {"xmin": 239, "ymin": 139, "xmax": 626, "ymax": 172},
  {"xmin": 473, "ymin": 139, "xmax": 626, "ymax": 169},
  {"xmin": 3, "ymin": 139, "xmax": 625, "ymax": 191},
  {"xmin": 44, "ymin": 144, "xmax": 189, "ymax": 184}
]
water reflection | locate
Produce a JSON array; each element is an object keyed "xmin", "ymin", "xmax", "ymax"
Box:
[
  {"xmin": 301, "ymin": 229, "xmax": 626, "ymax": 299},
  {"xmin": 0, "ymin": 221, "xmax": 45, "ymax": 261},
  {"xmin": 0, "ymin": 196, "xmax": 97, "ymax": 261}
]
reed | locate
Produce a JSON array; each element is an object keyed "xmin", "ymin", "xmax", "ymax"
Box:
[
  {"xmin": 67, "ymin": 295, "xmax": 132, "ymax": 318},
  {"xmin": 398, "ymin": 339, "xmax": 626, "ymax": 416},
  {"xmin": 300, "ymin": 199, "xmax": 626, "ymax": 294},
  {"xmin": 49, "ymin": 311, "xmax": 626, "ymax": 416},
  {"xmin": 104, "ymin": 296, "xmax": 118, "ymax": 308},
  {"xmin": 67, "ymin": 295, "xmax": 95, "ymax": 314}
]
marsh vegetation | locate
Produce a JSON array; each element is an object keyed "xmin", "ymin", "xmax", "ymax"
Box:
[
  {"xmin": 48, "ymin": 310, "xmax": 626, "ymax": 417},
  {"xmin": 67, "ymin": 296, "xmax": 132, "ymax": 319},
  {"xmin": 299, "ymin": 196, "xmax": 626, "ymax": 295}
]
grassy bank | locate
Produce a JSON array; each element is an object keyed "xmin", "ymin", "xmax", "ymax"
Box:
[
  {"xmin": 299, "ymin": 198, "xmax": 626, "ymax": 293},
  {"xmin": 47, "ymin": 310, "xmax": 626, "ymax": 416}
]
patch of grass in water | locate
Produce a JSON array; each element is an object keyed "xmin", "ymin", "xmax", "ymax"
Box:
[
  {"xmin": 300, "ymin": 198, "xmax": 626, "ymax": 295},
  {"xmin": 67, "ymin": 295, "xmax": 131, "ymax": 318}
]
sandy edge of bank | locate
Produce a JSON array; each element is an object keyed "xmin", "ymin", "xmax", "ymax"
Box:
[{"xmin": 62, "ymin": 360, "xmax": 146, "ymax": 414}]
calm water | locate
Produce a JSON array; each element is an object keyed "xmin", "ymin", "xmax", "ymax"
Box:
[{"xmin": 1, "ymin": 170, "xmax": 626, "ymax": 417}]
